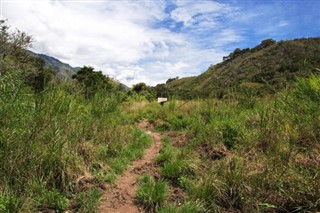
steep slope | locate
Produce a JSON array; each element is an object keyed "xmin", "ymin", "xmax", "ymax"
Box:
[
  {"xmin": 166, "ymin": 38, "xmax": 320, "ymax": 98},
  {"xmin": 29, "ymin": 51, "xmax": 78, "ymax": 80}
]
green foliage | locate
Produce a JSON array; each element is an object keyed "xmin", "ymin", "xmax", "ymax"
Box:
[
  {"xmin": 158, "ymin": 201, "xmax": 205, "ymax": 213},
  {"xmin": 0, "ymin": 20, "xmax": 32, "ymax": 61},
  {"xmin": 74, "ymin": 188, "xmax": 102, "ymax": 213},
  {"xmin": 156, "ymin": 138, "xmax": 197, "ymax": 185},
  {"xmin": 72, "ymin": 66, "xmax": 113, "ymax": 98},
  {"xmin": 24, "ymin": 57, "xmax": 55, "ymax": 93},
  {"xmin": 220, "ymin": 122, "xmax": 243, "ymax": 150},
  {"xmin": 163, "ymin": 38, "xmax": 320, "ymax": 99},
  {"xmin": 166, "ymin": 76, "xmax": 179, "ymax": 84},
  {"xmin": 136, "ymin": 174, "xmax": 168, "ymax": 211},
  {"xmin": 155, "ymin": 138, "xmax": 175, "ymax": 165},
  {"xmin": 130, "ymin": 82, "xmax": 156, "ymax": 102},
  {"xmin": 0, "ymin": 192, "xmax": 22, "ymax": 213},
  {"xmin": 132, "ymin": 82, "xmax": 148, "ymax": 93},
  {"xmin": 252, "ymin": 38, "xmax": 276, "ymax": 51},
  {"xmin": 2, "ymin": 20, "xmax": 320, "ymax": 213},
  {"xmin": 104, "ymin": 129, "xmax": 152, "ymax": 176},
  {"xmin": 134, "ymin": 73, "xmax": 320, "ymax": 212},
  {"xmin": 0, "ymin": 68, "xmax": 149, "ymax": 211},
  {"xmin": 0, "ymin": 21, "xmax": 55, "ymax": 93},
  {"xmin": 161, "ymin": 161, "xmax": 184, "ymax": 181},
  {"xmin": 154, "ymin": 83, "xmax": 170, "ymax": 98},
  {"xmin": 36, "ymin": 189, "xmax": 69, "ymax": 212}
]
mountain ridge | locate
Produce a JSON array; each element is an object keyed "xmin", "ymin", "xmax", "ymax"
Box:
[
  {"xmin": 28, "ymin": 51, "xmax": 78, "ymax": 80},
  {"xmin": 163, "ymin": 37, "xmax": 320, "ymax": 99},
  {"xmin": 29, "ymin": 51, "xmax": 129, "ymax": 89}
]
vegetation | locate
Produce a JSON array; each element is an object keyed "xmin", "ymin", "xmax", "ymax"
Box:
[
  {"xmin": 132, "ymin": 73, "xmax": 320, "ymax": 212},
  {"xmin": 136, "ymin": 174, "xmax": 168, "ymax": 212},
  {"xmin": 72, "ymin": 66, "xmax": 113, "ymax": 98},
  {"xmin": 162, "ymin": 37, "xmax": 320, "ymax": 99},
  {"xmin": 0, "ymin": 21, "xmax": 150, "ymax": 212},
  {"xmin": 28, "ymin": 51, "xmax": 78, "ymax": 81},
  {"xmin": 1, "ymin": 20, "xmax": 320, "ymax": 213},
  {"xmin": 129, "ymin": 82, "xmax": 157, "ymax": 102}
]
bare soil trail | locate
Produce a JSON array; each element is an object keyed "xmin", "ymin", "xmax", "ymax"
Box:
[{"xmin": 99, "ymin": 120, "xmax": 161, "ymax": 213}]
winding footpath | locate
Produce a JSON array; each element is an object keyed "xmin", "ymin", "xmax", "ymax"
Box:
[{"xmin": 99, "ymin": 120, "xmax": 161, "ymax": 213}]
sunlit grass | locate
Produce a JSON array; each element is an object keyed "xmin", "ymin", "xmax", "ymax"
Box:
[{"xmin": 132, "ymin": 74, "xmax": 320, "ymax": 212}]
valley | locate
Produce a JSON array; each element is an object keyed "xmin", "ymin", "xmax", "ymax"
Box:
[{"xmin": 0, "ymin": 20, "xmax": 319, "ymax": 213}]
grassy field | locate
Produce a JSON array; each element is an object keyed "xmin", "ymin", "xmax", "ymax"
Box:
[
  {"xmin": 132, "ymin": 74, "xmax": 320, "ymax": 212},
  {"xmin": 0, "ymin": 72, "xmax": 152, "ymax": 212},
  {"xmin": 3, "ymin": 73, "xmax": 319, "ymax": 212}
]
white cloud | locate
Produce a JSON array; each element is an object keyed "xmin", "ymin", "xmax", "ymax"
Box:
[
  {"xmin": 211, "ymin": 29, "xmax": 244, "ymax": 47},
  {"xmin": 171, "ymin": 0, "xmax": 234, "ymax": 28},
  {"xmin": 3, "ymin": 0, "xmax": 238, "ymax": 86}
]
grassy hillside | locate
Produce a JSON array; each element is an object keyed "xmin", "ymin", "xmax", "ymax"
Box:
[
  {"xmin": 165, "ymin": 38, "xmax": 320, "ymax": 99},
  {"xmin": 131, "ymin": 74, "xmax": 320, "ymax": 212}
]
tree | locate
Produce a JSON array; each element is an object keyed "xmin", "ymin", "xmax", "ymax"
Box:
[
  {"xmin": 25, "ymin": 57, "xmax": 55, "ymax": 93},
  {"xmin": 130, "ymin": 82, "xmax": 157, "ymax": 101},
  {"xmin": 0, "ymin": 20, "xmax": 53, "ymax": 92},
  {"xmin": 72, "ymin": 66, "xmax": 112, "ymax": 98},
  {"xmin": 132, "ymin": 82, "xmax": 147, "ymax": 93},
  {"xmin": 154, "ymin": 83, "xmax": 169, "ymax": 97},
  {"xmin": 0, "ymin": 20, "xmax": 32, "ymax": 61},
  {"xmin": 166, "ymin": 76, "xmax": 179, "ymax": 84},
  {"xmin": 252, "ymin": 39, "xmax": 276, "ymax": 51}
]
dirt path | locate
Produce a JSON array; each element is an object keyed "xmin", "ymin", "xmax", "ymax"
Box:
[{"xmin": 99, "ymin": 120, "xmax": 161, "ymax": 213}]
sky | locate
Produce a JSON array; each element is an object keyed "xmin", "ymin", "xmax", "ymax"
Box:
[{"xmin": 2, "ymin": 0, "xmax": 320, "ymax": 86}]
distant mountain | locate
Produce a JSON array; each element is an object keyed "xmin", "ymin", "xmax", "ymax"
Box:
[
  {"xmin": 29, "ymin": 51, "xmax": 78, "ymax": 80},
  {"xmin": 164, "ymin": 37, "xmax": 320, "ymax": 99},
  {"xmin": 30, "ymin": 51, "xmax": 131, "ymax": 90}
]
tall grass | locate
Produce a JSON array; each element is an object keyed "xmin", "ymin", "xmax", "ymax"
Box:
[
  {"xmin": 0, "ymin": 72, "xmax": 151, "ymax": 212},
  {"xmin": 132, "ymin": 74, "xmax": 320, "ymax": 212}
]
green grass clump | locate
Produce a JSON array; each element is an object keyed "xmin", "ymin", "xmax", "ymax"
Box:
[
  {"xmin": 104, "ymin": 129, "xmax": 152, "ymax": 176},
  {"xmin": 155, "ymin": 137, "xmax": 176, "ymax": 165},
  {"xmin": 74, "ymin": 188, "xmax": 102, "ymax": 213},
  {"xmin": 158, "ymin": 201, "xmax": 205, "ymax": 213},
  {"xmin": 0, "ymin": 192, "xmax": 22, "ymax": 213},
  {"xmin": 36, "ymin": 189, "xmax": 69, "ymax": 212},
  {"xmin": 136, "ymin": 174, "xmax": 168, "ymax": 211},
  {"xmin": 156, "ymin": 137, "xmax": 198, "ymax": 184}
]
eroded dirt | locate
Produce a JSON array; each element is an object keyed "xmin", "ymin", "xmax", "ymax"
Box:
[{"xmin": 99, "ymin": 119, "xmax": 161, "ymax": 213}]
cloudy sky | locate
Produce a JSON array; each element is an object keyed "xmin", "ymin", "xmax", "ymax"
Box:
[{"xmin": 2, "ymin": 0, "xmax": 320, "ymax": 86}]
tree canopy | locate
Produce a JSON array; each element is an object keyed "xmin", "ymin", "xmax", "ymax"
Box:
[{"xmin": 72, "ymin": 66, "xmax": 112, "ymax": 98}]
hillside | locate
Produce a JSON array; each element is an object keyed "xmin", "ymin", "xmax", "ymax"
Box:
[
  {"xmin": 165, "ymin": 38, "xmax": 320, "ymax": 99},
  {"xmin": 29, "ymin": 51, "xmax": 78, "ymax": 80},
  {"xmin": 29, "ymin": 51, "xmax": 129, "ymax": 89}
]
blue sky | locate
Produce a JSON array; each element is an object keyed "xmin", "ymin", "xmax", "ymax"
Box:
[{"xmin": 2, "ymin": 0, "xmax": 320, "ymax": 86}]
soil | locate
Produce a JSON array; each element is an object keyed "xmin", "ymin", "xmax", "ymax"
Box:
[
  {"xmin": 99, "ymin": 119, "xmax": 162, "ymax": 213},
  {"xmin": 163, "ymin": 131, "xmax": 192, "ymax": 148}
]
